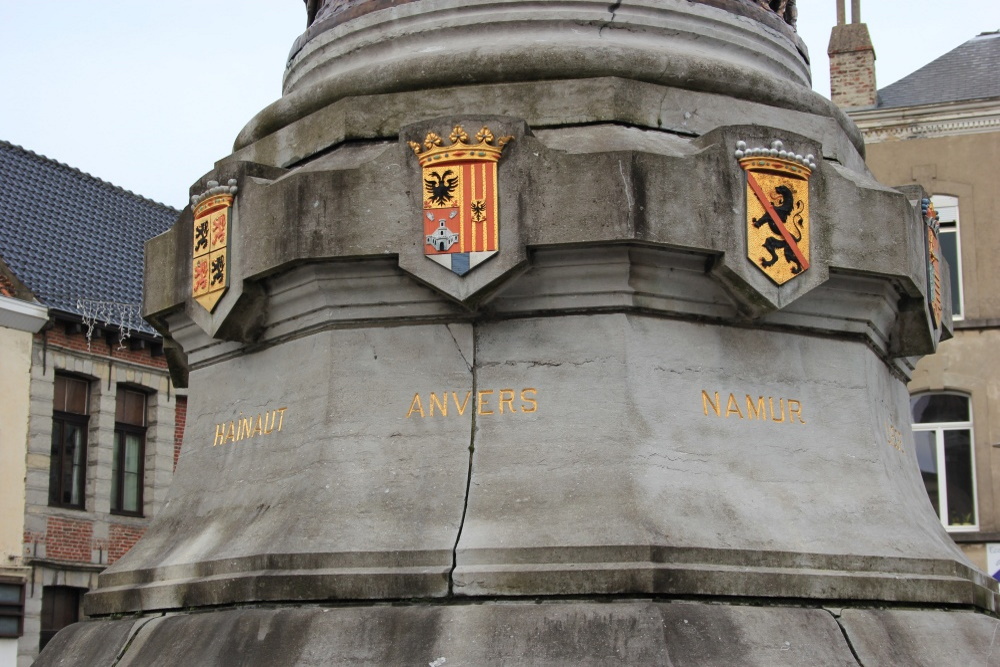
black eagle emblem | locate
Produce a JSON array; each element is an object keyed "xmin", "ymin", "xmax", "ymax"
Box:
[
  {"xmin": 470, "ymin": 199, "xmax": 486, "ymax": 222},
  {"xmin": 425, "ymin": 170, "xmax": 459, "ymax": 206}
]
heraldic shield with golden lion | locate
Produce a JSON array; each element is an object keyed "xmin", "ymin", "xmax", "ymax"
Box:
[
  {"xmin": 736, "ymin": 140, "xmax": 816, "ymax": 285},
  {"xmin": 409, "ymin": 126, "xmax": 513, "ymax": 276}
]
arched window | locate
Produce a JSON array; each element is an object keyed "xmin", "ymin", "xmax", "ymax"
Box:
[
  {"xmin": 911, "ymin": 392, "xmax": 977, "ymax": 530},
  {"xmin": 931, "ymin": 195, "xmax": 963, "ymax": 320}
]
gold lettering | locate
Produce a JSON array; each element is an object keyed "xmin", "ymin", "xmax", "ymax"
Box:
[
  {"xmin": 453, "ymin": 391, "xmax": 472, "ymax": 416},
  {"xmin": 725, "ymin": 393, "xmax": 743, "ymax": 419},
  {"xmin": 769, "ymin": 398, "xmax": 786, "ymax": 423},
  {"xmin": 478, "ymin": 390, "xmax": 494, "ymax": 415},
  {"xmin": 702, "ymin": 390, "xmax": 721, "ymax": 417},
  {"xmin": 520, "ymin": 388, "xmax": 537, "ymax": 413},
  {"xmin": 429, "ymin": 393, "xmax": 448, "ymax": 417},
  {"xmin": 212, "ymin": 406, "xmax": 290, "ymax": 447},
  {"xmin": 498, "ymin": 389, "xmax": 516, "ymax": 414},
  {"xmin": 745, "ymin": 395, "xmax": 766, "ymax": 420},
  {"xmin": 703, "ymin": 390, "xmax": 806, "ymax": 426},
  {"xmin": 406, "ymin": 394, "xmax": 425, "ymax": 418}
]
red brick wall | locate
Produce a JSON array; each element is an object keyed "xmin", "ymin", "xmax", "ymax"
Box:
[
  {"xmin": 23, "ymin": 530, "xmax": 45, "ymax": 555},
  {"xmin": 174, "ymin": 395, "xmax": 187, "ymax": 470},
  {"xmin": 108, "ymin": 524, "xmax": 145, "ymax": 564},
  {"xmin": 830, "ymin": 50, "xmax": 877, "ymax": 108},
  {"xmin": 42, "ymin": 327, "xmax": 168, "ymax": 369},
  {"xmin": 45, "ymin": 517, "xmax": 93, "ymax": 562}
]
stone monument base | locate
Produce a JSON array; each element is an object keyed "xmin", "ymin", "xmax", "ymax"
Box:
[{"xmin": 37, "ymin": 600, "xmax": 999, "ymax": 666}]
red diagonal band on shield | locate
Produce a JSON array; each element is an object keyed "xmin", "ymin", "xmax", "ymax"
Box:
[{"xmin": 746, "ymin": 171, "xmax": 809, "ymax": 271}]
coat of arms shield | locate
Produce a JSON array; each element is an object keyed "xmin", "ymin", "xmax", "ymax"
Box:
[
  {"xmin": 922, "ymin": 197, "xmax": 943, "ymax": 328},
  {"xmin": 409, "ymin": 126, "xmax": 512, "ymax": 276},
  {"xmin": 191, "ymin": 181, "xmax": 235, "ymax": 312},
  {"xmin": 737, "ymin": 140, "xmax": 815, "ymax": 286}
]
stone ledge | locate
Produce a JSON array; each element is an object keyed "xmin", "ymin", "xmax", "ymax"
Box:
[{"xmin": 36, "ymin": 601, "xmax": 1000, "ymax": 666}]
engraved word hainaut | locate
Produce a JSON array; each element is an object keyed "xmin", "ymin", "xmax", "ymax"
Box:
[
  {"xmin": 701, "ymin": 390, "xmax": 805, "ymax": 424},
  {"xmin": 406, "ymin": 389, "xmax": 537, "ymax": 418},
  {"xmin": 213, "ymin": 407, "xmax": 288, "ymax": 446}
]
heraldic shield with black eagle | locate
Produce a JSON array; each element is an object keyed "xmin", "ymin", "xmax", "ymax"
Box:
[
  {"xmin": 736, "ymin": 140, "xmax": 816, "ymax": 285},
  {"xmin": 409, "ymin": 125, "xmax": 513, "ymax": 276}
]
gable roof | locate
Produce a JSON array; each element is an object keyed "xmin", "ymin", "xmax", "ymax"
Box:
[
  {"xmin": 0, "ymin": 140, "xmax": 178, "ymax": 335},
  {"xmin": 878, "ymin": 31, "xmax": 1000, "ymax": 109}
]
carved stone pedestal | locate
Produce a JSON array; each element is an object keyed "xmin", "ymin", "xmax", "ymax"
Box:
[{"xmin": 37, "ymin": 1, "xmax": 999, "ymax": 664}]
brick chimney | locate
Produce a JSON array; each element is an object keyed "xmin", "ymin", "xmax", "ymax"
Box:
[{"xmin": 828, "ymin": 0, "xmax": 877, "ymax": 108}]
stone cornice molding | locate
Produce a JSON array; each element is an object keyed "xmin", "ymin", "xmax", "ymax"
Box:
[{"xmin": 847, "ymin": 98, "xmax": 1000, "ymax": 143}]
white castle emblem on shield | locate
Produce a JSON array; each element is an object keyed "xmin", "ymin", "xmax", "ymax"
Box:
[{"xmin": 425, "ymin": 213, "xmax": 460, "ymax": 251}]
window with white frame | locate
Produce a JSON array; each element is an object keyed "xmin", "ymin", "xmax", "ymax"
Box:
[
  {"xmin": 911, "ymin": 392, "xmax": 977, "ymax": 530},
  {"xmin": 931, "ymin": 195, "xmax": 963, "ymax": 320}
]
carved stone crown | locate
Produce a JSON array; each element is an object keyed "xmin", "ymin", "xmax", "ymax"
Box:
[
  {"xmin": 408, "ymin": 125, "xmax": 513, "ymax": 167},
  {"xmin": 735, "ymin": 140, "xmax": 816, "ymax": 176},
  {"xmin": 191, "ymin": 179, "xmax": 238, "ymax": 208}
]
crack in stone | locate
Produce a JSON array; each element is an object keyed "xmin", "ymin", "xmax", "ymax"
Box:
[
  {"xmin": 619, "ymin": 159, "xmax": 634, "ymax": 212},
  {"xmin": 111, "ymin": 614, "xmax": 164, "ymax": 666},
  {"xmin": 825, "ymin": 609, "xmax": 866, "ymax": 666},
  {"xmin": 446, "ymin": 323, "xmax": 472, "ymax": 371},
  {"xmin": 599, "ymin": 0, "xmax": 622, "ymax": 36},
  {"xmin": 448, "ymin": 323, "xmax": 477, "ymax": 596}
]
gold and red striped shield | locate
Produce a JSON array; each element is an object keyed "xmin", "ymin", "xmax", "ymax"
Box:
[{"xmin": 411, "ymin": 126, "xmax": 512, "ymax": 276}]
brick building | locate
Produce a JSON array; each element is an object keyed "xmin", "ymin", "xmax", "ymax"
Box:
[
  {"xmin": 0, "ymin": 141, "xmax": 183, "ymax": 666},
  {"xmin": 830, "ymin": 11, "xmax": 1000, "ymax": 574}
]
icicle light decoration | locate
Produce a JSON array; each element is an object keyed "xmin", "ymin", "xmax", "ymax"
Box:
[{"xmin": 76, "ymin": 298, "xmax": 144, "ymax": 350}]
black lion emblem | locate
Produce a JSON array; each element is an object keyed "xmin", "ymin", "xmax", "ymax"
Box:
[{"xmin": 752, "ymin": 184, "xmax": 805, "ymax": 274}]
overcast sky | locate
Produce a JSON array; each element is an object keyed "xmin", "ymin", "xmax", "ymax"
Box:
[{"xmin": 1, "ymin": 1, "xmax": 997, "ymax": 209}]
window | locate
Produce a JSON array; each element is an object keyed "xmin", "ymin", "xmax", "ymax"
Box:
[
  {"xmin": 0, "ymin": 579, "xmax": 25, "ymax": 639},
  {"xmin": 39, "ymin": 586, "xmax": 82, "ymax": 651},
  {"xmin": 49, "ymin": 375, "xmax": 90, "ymax": 508},
  {"xmin": 911, "ymin": 393, "xmax": 977, "ymax": 530},
  {"xmin": 931, "ymin": 195, "xmax": 963, "ymax": 319},
  {"xmin": 111, "ymin": 387, "xmax": 147, "ymax": 515}
]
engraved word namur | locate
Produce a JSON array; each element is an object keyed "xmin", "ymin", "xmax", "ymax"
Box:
[{"xmin": 702, "ymin": 390, "xmax": 805, "ymax": 424}]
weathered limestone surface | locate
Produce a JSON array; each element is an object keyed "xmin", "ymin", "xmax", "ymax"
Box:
[
  {"xmin": 90, "ymin": 326, "xmax": 473, "ymax": 612},
  {"xmin": 35, "ymin": 602, "xmax": 1000, "ymax": 667},
  {"xmin": 839, "ymin": 609, "xmax": 1000, "ymax": 667},
  {"xmin": 38, "ymin": 0, "xmax": 1000, "ymax": 663}
]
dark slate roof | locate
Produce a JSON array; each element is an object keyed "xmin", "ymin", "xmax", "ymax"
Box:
[
  {"xmin": 878, "ymin": 31, "xmax": 1000, "ymax": 109},
  {"xmin": 0, "ymin": 140, "xmax": 178, "ymax": 335}
]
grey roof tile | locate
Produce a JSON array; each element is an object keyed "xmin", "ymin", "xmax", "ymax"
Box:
[
  {"xmin": 0, "ymin": 140, "xmax": 178, "ymax": 335},
  {"xmin": 878, "ymin": 31, "xmax": 1000, "ymax": 109}
]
